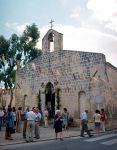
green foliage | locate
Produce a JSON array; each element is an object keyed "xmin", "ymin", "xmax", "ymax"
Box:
[
  {"xmin": 0, "ymin": 23, "xmax": 41, "ymax": 90},
  {"xmin": 0, "ymin": 36, "xmax": 9, "ymax": 55},
  {"xmin": 37, "ymin": 90, "xmax": 41, "ymax": 109},
  {"xmin": 0, "ymin": 23, "xmax": 42, "ymax": 106},
  {"xmin": 20, "ymin": 23, "xmax": 41, "ymax": 64}
]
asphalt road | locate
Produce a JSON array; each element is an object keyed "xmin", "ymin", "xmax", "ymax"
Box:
[{"xmin": 0, "ymin": 131, "xmax": 117, "ymax": 150}]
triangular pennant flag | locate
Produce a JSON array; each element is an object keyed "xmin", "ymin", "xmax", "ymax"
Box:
[
  {"xmin": 70, "ymin": 73, "xmax": 74, "ymax": 80},
  {"xmin": 56, "ymin": 69, "xmax": 61, "ymax": 76},
  {"xmin": 78, "ymin": 72, "xmax": 81, "ymax": 80},
  {"xmin": 31, "ymin": 63, "xmax": 36, "ymax": 70},
  {"xmin": 38, "ymin": 66, "xmax": 41, "ymax": 74},
  {"xmin": 73, "ymin": 73, "xmax": 77, "ymax": 80}
]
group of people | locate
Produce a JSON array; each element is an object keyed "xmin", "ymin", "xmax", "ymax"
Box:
[
  {"xmin": 93, "ymin": 108, "xmax": 107, "ymax": 134},
  {"xmin": 0, "ymin": 106, "xmax": 42, "ymax": 142},
  {"xmin": 0, "ymin": 105, "xmax": 107, "ymax": 142},
  {"xmin": 0, "ymin": 105, "xmax": 70, "ymax": 142},
  {"xmin": 80, "ymin": 108, "xmax": 107, "ymax": 137}
]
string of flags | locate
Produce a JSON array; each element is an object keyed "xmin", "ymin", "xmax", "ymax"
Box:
[
  {"xmin": 21, "ymin": 62, "xmax": 94, "ymax": 81},
  {"xmin": 1, "ymin": 53, "xmax": 103, "ymax": 82}
]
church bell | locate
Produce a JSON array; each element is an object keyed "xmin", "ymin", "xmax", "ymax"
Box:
[{"xmin": 48, "ymin": 32, "xmax": 54, "ymax": 42}]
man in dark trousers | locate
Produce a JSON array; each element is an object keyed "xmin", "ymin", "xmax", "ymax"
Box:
[{"xmin": 80, "ymin": 110, "xmax": 93, "ymax": 137}]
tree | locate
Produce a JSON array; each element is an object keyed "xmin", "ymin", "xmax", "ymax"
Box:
[
  {"xmin": 20, "ymin": 23, "xmax": 41, "ymax": 64},
  {"xmin": 0, "ymin": 23, "xmax": 42, "ymax": 106}
]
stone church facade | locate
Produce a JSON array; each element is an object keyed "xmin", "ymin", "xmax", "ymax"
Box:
[{"xmin": 15, "ymin": 29, "xmax": 117, "ymax": 128}]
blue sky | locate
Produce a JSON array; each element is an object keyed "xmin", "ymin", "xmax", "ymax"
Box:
[{"xmin": 0, "ymin": 0, "xmax": 117, "ymax": 67}]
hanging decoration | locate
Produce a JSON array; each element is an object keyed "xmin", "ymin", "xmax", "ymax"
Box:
[
  {"xmin": 21, "ymin": 61, "xmax": 97, "ymax": 82},
  {"xmin": 31, "ymin": 63, "xmax": 36, "ymax": 70}
]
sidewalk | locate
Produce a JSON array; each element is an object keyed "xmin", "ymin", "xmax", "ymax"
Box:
[{"xmin": 0, "ymin": 125, "xmax": 81, "ymax": 146}]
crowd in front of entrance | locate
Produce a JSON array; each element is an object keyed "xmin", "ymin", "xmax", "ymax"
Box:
[
  {"xmin": 0, "ymin": 105, "xmax": 107, "ymax": 142},
  {"xmin": 0, "ymin": 105, "xmax": 70, "ymax": 142}
]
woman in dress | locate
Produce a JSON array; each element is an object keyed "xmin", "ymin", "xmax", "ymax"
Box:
[
  {"xmin": 94, "ymin": 109, "xmax": 101, "ymax": 134},
  {"xmin": 54, "ymin": 110, "xmax": 63, "ymax": 140}
]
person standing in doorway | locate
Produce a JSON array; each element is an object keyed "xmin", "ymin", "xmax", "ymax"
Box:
[
  {"xmin": 80, "ymin": 110, "xmax": 93, "ymax": 137},
  {"xmin": 44, "ymin": 108, "xmax": 49, "ymax": 128}
]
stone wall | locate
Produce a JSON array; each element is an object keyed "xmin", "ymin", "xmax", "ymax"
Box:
[
  {"xmin": 14, "ymin": 27, "xmax": 117, "ymax": 130},
  {"xmin": 15, "ymin": 50, "xmax": 104, "ymax": 111},
  {"xmin": 0, "ymin": 89, "xmax": 15, "ymax": 107},
  {"xmin": 15, "ymin": 49, "xmax": 117, "ymax": 129}
]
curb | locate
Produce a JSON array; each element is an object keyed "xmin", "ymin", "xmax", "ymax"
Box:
[
  {"xmin": 0, "ymin": 128, "xmax": 117, "ymax": 147},
  {"xmin": 0, "ymin": 134, "xmax": 80, "ymax": 146}
]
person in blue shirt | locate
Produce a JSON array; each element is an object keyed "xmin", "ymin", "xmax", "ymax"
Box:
[
  {"xmin": 80, "ymin": 110, "xmax": 93, "ymax": 137},
  {"xmin": 5, "ymin": 107, "xmax": 14, "ymax": 140},
  {"xmin": 22, "ymin": 107, "xmax": 29, "ymax": 139}
]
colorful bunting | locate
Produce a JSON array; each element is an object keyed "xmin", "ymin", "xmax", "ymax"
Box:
[
  {"xmin": 73, "ymin": 73, "xmax": 77, "ymax": 80},
  {"xmin": 20, "ymin": 61, "xmax": 96, "ymax": 82},
  {"xmin": 78, "ymin": 72, "xmax": 81, "ymax": 80}
]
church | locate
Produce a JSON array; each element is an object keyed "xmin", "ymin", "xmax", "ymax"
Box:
[{"xmin": 15, "ymin": 27, "xmax": 117, "ymax": 128}]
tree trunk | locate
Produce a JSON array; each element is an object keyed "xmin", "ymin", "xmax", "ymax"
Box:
[{"xmin": 9, "ymin": 89, "xmax": 13, "ymax": 107}]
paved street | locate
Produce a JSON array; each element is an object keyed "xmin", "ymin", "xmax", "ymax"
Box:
[
  {"xmin": 0, "ymin": 125, "xmax": 81, "ymax": 146},
  {"xmin": 0, "ymin": 130, "xmax": 117, "ymax": 150}
]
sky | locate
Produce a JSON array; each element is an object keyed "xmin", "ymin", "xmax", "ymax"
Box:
[{"xmin": 0, "ymin": 0, "xmax": 117, "ymax": 67}]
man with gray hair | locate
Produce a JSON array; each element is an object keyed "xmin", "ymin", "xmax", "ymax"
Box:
[{"xmin": 25, "ymin": 107, "xmax": 36, "ymax": 142}]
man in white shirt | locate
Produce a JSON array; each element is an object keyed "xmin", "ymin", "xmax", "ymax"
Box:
[
  {"xmin": 25, "ymin": 107, "xmax": 36, "ymax": 142},
  {"xmin": 80, "ymin": 110, "xmax": 93, "ymax": 137}
]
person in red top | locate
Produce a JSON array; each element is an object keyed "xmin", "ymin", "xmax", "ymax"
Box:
[{"xmin": 100, "ymin": 108, "xmax": 107, "ymax": 132}]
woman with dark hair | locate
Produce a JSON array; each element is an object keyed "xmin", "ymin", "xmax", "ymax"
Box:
[
  {"xmin": 93, "ymin": 110, "xmax": 101, "ymax": 134},
  {"xmin": 5, "ymin": 107, "xmax": 14, "ymax": 140},
  {"xmin": 100, "ymin": 108, "xmax": 107, "ymax": 132}
]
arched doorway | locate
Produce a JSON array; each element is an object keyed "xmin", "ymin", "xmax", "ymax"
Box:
[{"xmin": 45, "ymin": 82, "xmax": 55, "ymax": 118}]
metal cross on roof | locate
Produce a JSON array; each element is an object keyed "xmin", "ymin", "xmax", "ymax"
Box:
[{"xmin": 49, "ymin": 19, "xmax": 54, "ymax": 29}]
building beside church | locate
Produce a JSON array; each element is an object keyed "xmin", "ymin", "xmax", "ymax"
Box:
[
  {"xmin": 15, "ymin": 28, "xmax": 117, "ymax": 128},
  {"xmin": 0, "ymin": 89, "xmax": 15, "ymax": 107}
]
